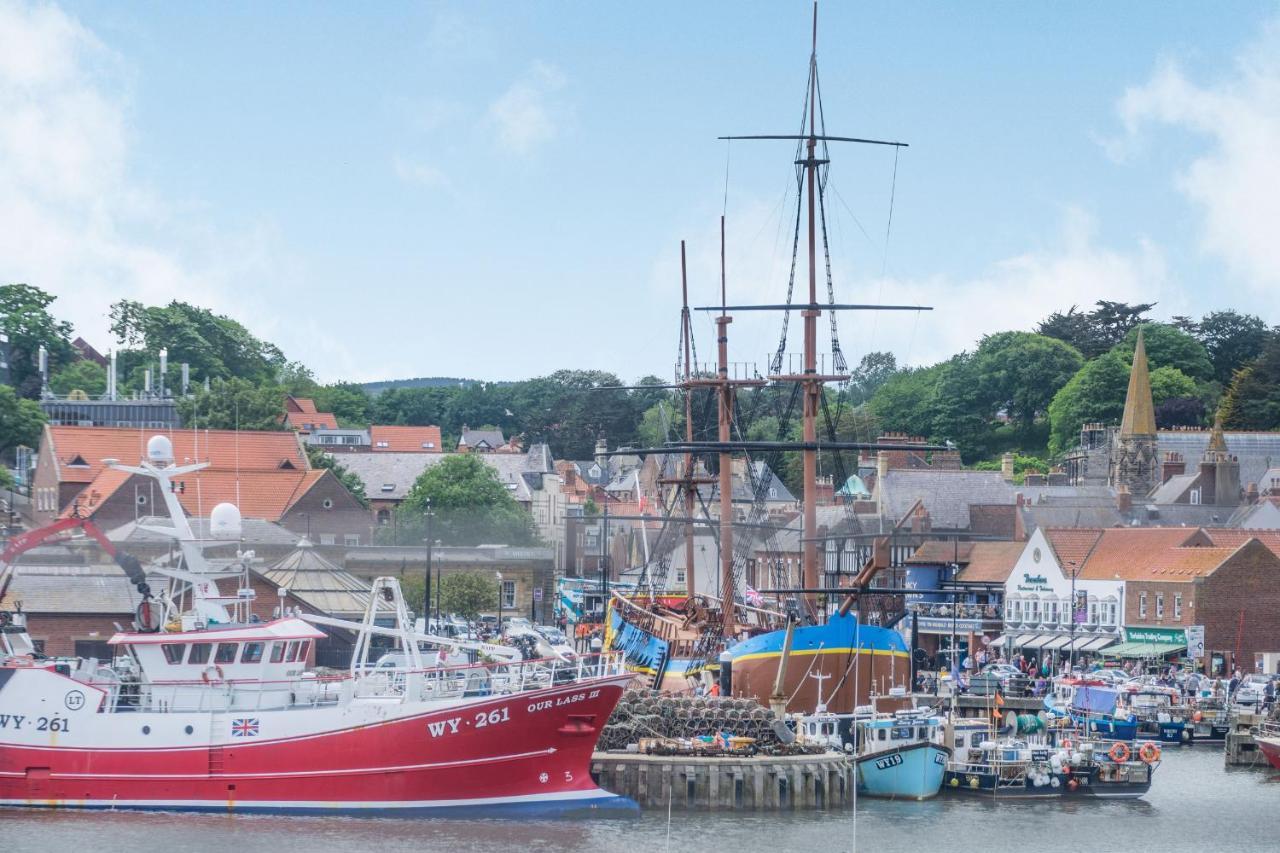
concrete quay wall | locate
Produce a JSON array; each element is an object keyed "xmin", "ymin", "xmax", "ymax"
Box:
[{"xmin": 591, "ymin": 751, "xmax": 854, "ymax": 811}]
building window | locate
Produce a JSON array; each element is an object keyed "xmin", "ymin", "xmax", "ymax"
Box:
[
  {"xmin": 1174, "ymin": 594, "xmax": 1183, "ymax": 620},
  {"xmin": 1047, "ymin": 600, "xmax": 1058, "ymax": 625},
  {"xmin": 320, "ymin": 534, "xmax": 336, "ymax": 545},
  {"xmin": 1139, "ymin": 592, "xmax": 1147, "ymax": 619},
  {"xmin": 381, "ymin": 484, "xmax": 395, "ymax": 492},
  {"xmin": 1090, "ymin": 601, "xmax": 1098, "ymax": 625},
  {"xmin": 422, "ymin": 442, "xmax": 435, "ymax": 449},
  {"xmin": 676, "ymin": 569, "xmax": 687, "ymax": 586},
  {"xmin": 343, "ymin": 534, "xmax": 360, "ymax": 546},
  {"xmin": 376, "ymin": 509, "xmax": 391, "ymax": 525},
  {"xmin": 322, "ymin": 498, "xmax": 334, "ymax": 509},
  {"xmin": 376, "ymin": 441, "xmax": 389, "ymax": 448},
  {"xmin": 74, "ymin": 640, "xmax": 112, "ymax": 661},
  {"xmin": 1156, "ymin": 594, "xmax": 1164, "ymax": 619},
  {"xmin": 501, "ymin": 580, "xmax": 516, "ymax": 608}
]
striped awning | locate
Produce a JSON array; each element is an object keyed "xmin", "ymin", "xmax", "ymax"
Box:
[
  {"xmin": 1020, "ymin": 635, "xmax": 1059, "ymax": 650},
  {"xmin": 1014, "ymin": 633, "xmax": 1040, "ymax": 646},
  {"xmin": 988, "ymin": 635, "xmax": 1011, "ymax": 647},
  {"xmin": 1081, "ymin": 636, "xmax": 1117, "ymax": 652},
  {"xmin": 1042, "ymin": 635, "xmax": 1073, "ymax": 651},
  {"xmin": 1103, "ymin": 640, "xmax": 1184, "ymax": 658}
]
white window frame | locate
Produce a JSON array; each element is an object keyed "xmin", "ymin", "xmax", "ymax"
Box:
[
  {"xmin": 1174, "ymin": 593, "xmax": 1183, "ymax": 620},
  {"xmin": 501, "ymin": 580, "xmax": 516, "ymax": 608},
  {"xmin": 1156, "ymin": 593, "xmax": 1164, "ymax": 620},
  {"xmin": 1139, "ymin": 592, "xmax": 1147, "ymax": 619}
]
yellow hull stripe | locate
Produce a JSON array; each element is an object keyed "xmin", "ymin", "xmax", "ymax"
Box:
[{"xmin": 732, "ymin": 647, "xmax": 910, "ymax": 664}]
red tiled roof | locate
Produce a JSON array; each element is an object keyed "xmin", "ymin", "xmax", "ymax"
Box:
[
  {"xmin": 63, "ymin": 468, "xmax": 330, "ymax": 522},
  {"xmin": 285, "ymin": 411, "xmax": 339, "ymax": 431},
  {"xmin": 1043, "ymin": 528, "xmax": 1103, "ymax": 571},
  {"xmin": 45, "ymin": 425, "xmax": 308, "ymax": 484},
  {"xmin": 1074, "ymin": 528, "xmax": 1209, "ymax": 580},
  {"xmin": 286, "ymin": 396, "xmax": 318, "ymax": 414},
  {"xmin": 369, "ymin": 425, "xmax": 443, "ymax": 453},
  {"xmin": 1199, "ymin": 528, "xmax": 1280, "ymax": 560},
  {"xmin": 953, "ymin": 542, "xmax": 1026, "ymax": 584}
]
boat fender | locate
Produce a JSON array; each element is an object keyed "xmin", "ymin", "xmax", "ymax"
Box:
[
  {"xmin": 948, "ymin": 776, "xmax": 959, "ymax": 787},
  {"xmin": 201, "ymin": 664, "xmax": 226, "ymax": 685},
  {"xmin": 1067, "ymin": 778, "xmax": 1079, "ymax": 791},
  {"xmin": 967, "ymin": 775, "xmax": 979, "ymax": 789},
  {"xmin": 1050, "ymin": 777, "xmax": 1061, "ymax": 788},
  {"xmin": 1108, "ymin": 742, "xmax": 1131, "ymax": 763},
  {"xmin": 1139, "ymin": 742, "xmax": 1160, "ymax": 764},
  {"xmin": 1179, "ymin": 728, "xmax": 1192, "ymax": 744}
]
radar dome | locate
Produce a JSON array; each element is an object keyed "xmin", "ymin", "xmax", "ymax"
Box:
[
  {"xmin": 146, "ymin": 434, "xmax": 174, "ymax": 465},
  {"xmin": 210, "ymin": 502, "xmax": 243, "ymax": 540}
]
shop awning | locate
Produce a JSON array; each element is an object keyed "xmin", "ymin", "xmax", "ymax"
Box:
[
  {"xmin": 1042, "ymin": 636, "xmax": 1073, "ymax": 651},
  {"xmin": 1081, "ymin": 636, "xmax": 1116, "ymax": 652},
  {"xmin": 1021, "ymin": 635, "xmax": 1058, "ymax": 650},
  {"xmin": 1014, "ymin": 633, "xmax": 1040, "ymax": 647},
  {"xmin": 1103, "ymin": 640, "xmax": 1185, "ymax": 658},
  {"xmin": 988, "ymin": 635, "xmax": 1010, "ymax": 647}
]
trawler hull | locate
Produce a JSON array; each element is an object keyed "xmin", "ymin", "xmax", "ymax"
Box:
[{"xmin": 0, "ymin": 666, "xmax": 636, "ymax": 816}]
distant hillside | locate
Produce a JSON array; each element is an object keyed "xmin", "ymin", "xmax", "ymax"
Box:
[{"xmin": 360, "ymin": 377, "xmax": 480, "ymax": 395}]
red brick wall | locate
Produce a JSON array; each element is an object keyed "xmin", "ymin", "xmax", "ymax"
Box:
[
  {"xmin": 1197, "ymin": 540, "xmax": 1280, "ymax": 672},
  {"xmin": 27, "ymin": 613, "xmax": 125, "ymax": 658},
  {"xmin": 1124, "ymin": 580, "xmax": 1195, "ymax": 629},
  {"xmin": 280, "ymin": 472, "xmax": 371, "ymax": 545}
]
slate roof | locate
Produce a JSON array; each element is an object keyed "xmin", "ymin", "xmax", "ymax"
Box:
[
  {"xmin": 1157, "ymin": 430, "xmax": 1280, "ymax": 491},
  {"xmin": 44, "ymin": 425, "xmax": 309, "ymax": 484},
  {"xmin": 337, "ymin": 451, "xmax": 549, "ymax": 503},
  {"xmin": 261, "ymin": 542, "xmax": 379, "ymax": 618},
  {"xmin": 877, "ymin": 469, "xmax": 1016, "ymax": 530},
  {"xmin": 106, "ymin": 516, "xmax": 301, "ymax": 547},
  {"xmin": 458, "ymin": 428, "xmax": 505, "ymax": 450},
  {"xmin": 0, "ymin": 565, "xmax": 139, "ymax": 614},
  {"xmin": 370, "ymin": 425, "xmax": 444, "ymax": 452},
  {"xmin": 1150, "ymin": 473, "xmax": 1199, "ymax": 504}
]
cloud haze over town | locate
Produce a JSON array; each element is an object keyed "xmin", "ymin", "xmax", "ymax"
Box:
[{"xmin": 2, "ymin": 0, "xmax": 1278, "ymax": 384}]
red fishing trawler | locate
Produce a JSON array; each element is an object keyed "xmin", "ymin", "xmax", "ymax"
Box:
[{"xmin": 0, "ymin": 435, "xmax": 634, "ymax": 816}]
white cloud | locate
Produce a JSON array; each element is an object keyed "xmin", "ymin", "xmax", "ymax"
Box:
[
  {"xmin": 392, "ymin": 154, "xmax": 449, "ymax": 189},
  {"xmin": 1114, "ymin": 17, "xmax": 1280, "ymax": 291},
  {"xmin": 487, "ymin": 61, "xmax": 568, "ymax": 156},
  {"xmin": 0, "ymin": 1, "xmax": 324, "ymax": 371}
]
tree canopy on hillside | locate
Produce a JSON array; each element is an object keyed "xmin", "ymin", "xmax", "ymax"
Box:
[
  {"xmin": 0, "ymin": 284, "xmax": 75, "ymax": 397},
  {"xmin": 1037, "ymin": 300, "xmax": 1156, "ymax": 359}
]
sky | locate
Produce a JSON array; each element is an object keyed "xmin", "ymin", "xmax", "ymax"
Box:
[{"xmin": 1, "ymin": 1, "xmax": 1278, "ymax": 384}]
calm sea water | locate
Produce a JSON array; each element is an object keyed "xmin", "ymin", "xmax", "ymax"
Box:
[{"xmin": 1, "ymin": 748, "xmax": 1275, "ymax": 853}]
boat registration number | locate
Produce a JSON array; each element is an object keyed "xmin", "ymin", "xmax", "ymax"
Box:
[
  {"xmin": 875, "ymin": 753, "xmax": 904, "ymax": 770},
  {"xmin": 934, "ymin": 752, "xmax": 947, "ymax": 766}
]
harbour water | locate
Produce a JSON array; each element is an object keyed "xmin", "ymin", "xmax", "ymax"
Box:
[{"xmin": 0, "ymin": 748, "xmax": 1275, "ymax": 852}]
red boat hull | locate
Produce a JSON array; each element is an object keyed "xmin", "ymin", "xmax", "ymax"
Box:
[
  {"xmin": 1257, "ymin": 735, "xmax": 1280, "ymax": 771},
  {"xmin": 0, "ymin": 675, "xmax": 636, "ymax": 815}
]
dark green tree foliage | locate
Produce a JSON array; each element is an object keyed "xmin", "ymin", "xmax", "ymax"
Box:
[
  {"xmin": 398, "ymin": 454, "xmax": 536, "ymax": 546},
  {"xmin": 1221, "ymin": 335, "xmax": 1280, "ymax": 430},
  {"xmin": 0, "ymin": 284, "xmax": 75, "ymax": 397},
  {"xmin": 0, "ymin": 385, "xmax": 46, "ymax": 455},
  {"xmin": 176, "ymin": 378, "xmax": 287, "ymax": 431},
  {"xmin": 1037, "ymin": 300, "xmax": 1156, "ymax": 359},
  {"xmin": 305, "ymin": 446, "xmax": 368, "ymax": 507},
  {"xmin": 1155, "ymin": 396, "xmax": 1205, "ymax": 429},
  {"xmin": 49, "ymin": 360, "xmax": 107, "ymax": 397},
  {"xmin": 1047, "ymin": 350, "xmax": 1132, "ymax": 454},
  {"xmin": 312, "ymin": 383, "xmax": 371, "ymax": 426},
  {"xmin": 1192, "ymin": 311, "xmax": 1274, "ymax": 383},
  {"xmin": 971, "ymin": 332, "xmax": 1084, "ymax": 429},
  {"xmin": 848, "ymin": 351, "xmax": 898, "ymax": 405},
  {"xmin": 109, "ymin": 300, "xmax": 286, "ymax": 388},
  {"xmin": 399, "ymin": 571, "xmax": 499, "ymax": 622},
  {"xmin": 1118, "ymin": 324, "xmax": 1214, "ymax": 381},
  {"xmin": 867, "ymin": 363, "xmax": 945, "ymax": 440}
]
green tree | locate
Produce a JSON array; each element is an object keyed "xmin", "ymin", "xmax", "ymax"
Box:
[
  {"xmin": 49, "ymin": 360, "xmax": 107, "ymax": 397},
  {"xmin": 305, "ymin": 446, "xmax": 368, "ymax": 507},
  {"xmin": 1221, "ymin": 336, "xmax": 1280, "ymax": 430},
  {"xmin": 440, "ymin": 572, "xmax": 499, "ymax": 620},
  {"xmin": 176, "ymin": 378, "xmax": 287, "ymax": 431},
  {"xmin": 1149, "ymin": 365, "xmax": 1198, "ymax": 406},
  {"xmin": 971, "ymin": 332, "xmax": 1084, "ymax": 429},
  {"xmin": 1194, "ymin": 310, "xmax": 1275, "ymax": 383},
  {"xmin": 1119, "ymin": 324, "xmax": 1214, "ymax": 381},
  {"xmin": 1037, "ymin": 300, "xmax": 1156, "ymax": 359},
  {"xmin": 848, "ymin": 351, "xmax": 898, "ymax": 405},
  {"xmin": 0, "ymin": 284, "xmax": 76, "ymax": 397},
  {"xmin": 400, "ymin": 454, "xmax": 536, "ymax": 546},
  {"xmin": 0, "ymin": 385, "xmax": 45, "ymax": 455},
  {"xmin": 868, "ymin": 363, "xmax": 945, "ymax": 439},
  {"xmin": 109, "ymin": 299, "xmax": 286, "ymax": 387},
  {"xmin": 637, "ymin": 398, "xmax": 681, "ymax": 448},
  {"xmin": 1047, "ymin": 350, "xmax": 1132, "ymax": 454},
  {"xmin": 312, "ymin": 383, "xmax": 371, "ymax": 426}
]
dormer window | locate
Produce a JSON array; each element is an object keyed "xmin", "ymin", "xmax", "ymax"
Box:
[
  {"xmin": 422, "ymin": 442, "xmax": 435, "ymax": 449},
  {"xmin": 67, "ymin": 454, "xmax": 90, "ymax": 467},
  {"xmin": 381, "ymin": 484, "xmax": 395, "ymax": 492},
  {"xmin": 376, "ymin": 441, "xmax": 389, "ymax": 448},
  {"xmin": 279, "ymin": 459, "xmax": 297, "ymax": 470}
]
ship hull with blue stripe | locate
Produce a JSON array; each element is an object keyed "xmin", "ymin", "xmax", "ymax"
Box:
[{"xmin": 723, "ymin": 614, "xmax": 911, "ymax": 714}]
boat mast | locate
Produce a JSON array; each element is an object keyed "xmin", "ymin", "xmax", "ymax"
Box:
[
  {"xmin": 716, "ymin": 216, "xmax": 737, "ymax": 638},
  {"xmin": 800, "ymin": 4, "xmax": 822, "ymax": 616},
  {"xmin": 681, "ymin": 241, "xmax": 697, "ymax": 600}
]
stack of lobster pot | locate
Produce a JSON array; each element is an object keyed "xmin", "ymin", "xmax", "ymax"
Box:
[{"xmin": 596, "ymin": 687, "xmax": 784, "ymax": 752}]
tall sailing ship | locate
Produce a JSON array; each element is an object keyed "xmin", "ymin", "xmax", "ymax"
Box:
[{"xmin": 605, "ymin": 6, "xmax": 931, "ymax": 715}]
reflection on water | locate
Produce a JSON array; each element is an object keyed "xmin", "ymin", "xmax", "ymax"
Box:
[{"xmin": 0, "ymin": 749, "xmax": 1275, "ymax": 853}]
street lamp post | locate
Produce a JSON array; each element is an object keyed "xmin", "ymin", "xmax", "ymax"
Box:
[
  {"xmin": 1068, "ymin": 560, "xmax": 1079, "ymax": 673},
  {"xmin": 496, "ymin": 571, "xmax": 504, "ymax": 638}
]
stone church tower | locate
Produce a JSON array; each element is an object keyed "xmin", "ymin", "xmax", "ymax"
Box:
[{"xmin": 1111, "ymin": 329, "xmax": 1158, "ymax": 497}]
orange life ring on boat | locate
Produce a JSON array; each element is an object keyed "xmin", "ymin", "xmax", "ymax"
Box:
[
  {"xmin": 201, "ymin": 664, "xmax": 225, "ymax": 685},
  {"xmin": 1139, "ymin": 742, "xmax": 1160, "ymax": 764},
  {"xmin": 1192, "ymin": 711, "xmax": 1203, "ymax": 723},
  {"xmin": 1060, "ymin": 738, "xmax": 1073, "ymax": 751},
  {"xmin": 1108, "ymin": 742, "xmax": 1131, "ymax": 763}
]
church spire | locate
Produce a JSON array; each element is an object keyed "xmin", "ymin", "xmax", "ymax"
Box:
[{"xmin": 1120, "ymin": 328, "xmax": 1157, "ymax": 437}]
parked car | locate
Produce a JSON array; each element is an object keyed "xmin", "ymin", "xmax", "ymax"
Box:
[
  {"xmin": 969, "ymin": 663, "xmax": 1031, "ymax": 697},
  {"xmin": 1233, "ymin": 673, "xmax": 1274, "ymax": 707}
]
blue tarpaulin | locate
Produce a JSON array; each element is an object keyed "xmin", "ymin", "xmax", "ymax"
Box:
[{"xmin": 1072, "ymin": 685, "xmax": 1118, "ymax": 715}]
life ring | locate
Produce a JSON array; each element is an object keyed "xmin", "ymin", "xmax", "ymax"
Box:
[
  {"xmin": 1108, "ymin": 742, "xmax": 1131, "ymax": 763},
  {"xmin": 1060, "ymin": 738, "xmax": 1073, "ymax": 751},
  {"xmin": 1139, "ymin": 742, "xmax": 1161, "ymax": 764},
  {"xmin": 201, "ymin": 665, "xmax": 225, "ymax": 685},
  {"xmin": 1192, "ymin": 711, "xmax": 1203, "ymax": 723}
]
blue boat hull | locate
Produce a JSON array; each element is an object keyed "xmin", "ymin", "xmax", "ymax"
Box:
[{"xmin": 857, "ymin": 742, "xmax": 950, "ymax": 800}]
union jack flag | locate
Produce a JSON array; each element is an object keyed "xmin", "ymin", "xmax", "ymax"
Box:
[{"xmin": 231, "ymin": 718, "xmax": 260, "ymax": 737}]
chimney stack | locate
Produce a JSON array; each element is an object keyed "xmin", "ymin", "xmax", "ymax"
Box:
[
  {"xmin": 1160, "ymin": 451, "xmax": 1186, "ymax": 484},
  {"xmin": 1001, "ymin": 453, "xmax": 1015, "ymax": 482},
  {"xmin": 1117, "ymin": 485, "xmax": 1133, "ymax": 514}
]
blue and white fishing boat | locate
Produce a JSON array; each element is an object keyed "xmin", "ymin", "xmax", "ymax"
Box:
[
  {"xmin": 853, "ymin": 708, "xmax": 950, "ymax": 799},
  {"xmin": 1045, "ymin": 678, "xmax": 1138, "ymax": 741}
]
